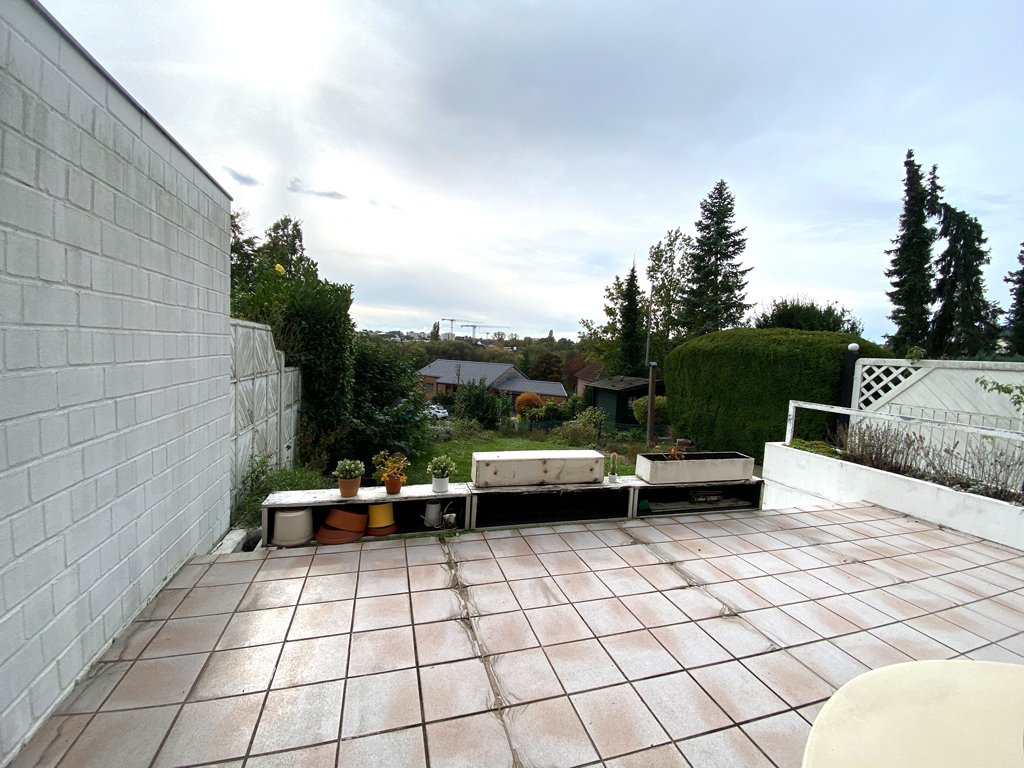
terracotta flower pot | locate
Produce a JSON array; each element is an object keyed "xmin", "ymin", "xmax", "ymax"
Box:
[
  {"xmin": 338, "ymin": 476, "xmax": 360, "ymax": 498},
  {"xmin": 384, "ymin": 476, "xmax": 402, "ymax": 495}
]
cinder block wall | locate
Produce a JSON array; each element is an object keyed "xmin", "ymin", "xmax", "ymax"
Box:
[{"xmin": 0, "ymin": 1, "xmax": 232, "ymax": 760}]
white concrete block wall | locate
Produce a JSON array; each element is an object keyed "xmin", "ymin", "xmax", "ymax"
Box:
[{"xmin": 0, "ymin": 2, "xmax": 232, "ymax": 763}]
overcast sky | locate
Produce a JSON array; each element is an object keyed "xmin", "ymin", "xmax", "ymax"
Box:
[{"xmin": 42, "ymin": 0, "xmax": 1023, "ymax": 343}]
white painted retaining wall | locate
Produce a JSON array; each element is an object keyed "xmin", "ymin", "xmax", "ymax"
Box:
[
  {"xmin": 0, "ymin": 2, "xmax": 232, "ymax": 763},
  {"xmin": 230, "ymin": 319, "xmax": 301, "ymax": 498}
]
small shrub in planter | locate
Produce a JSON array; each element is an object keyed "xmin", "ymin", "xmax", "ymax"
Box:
[
  {"xmin": 332, "ymin": 458, "xmax": 365, "ymax": 498},
  {"xmin": 427, "ymin": 454, "xmax": 457, "ymax": 492}
]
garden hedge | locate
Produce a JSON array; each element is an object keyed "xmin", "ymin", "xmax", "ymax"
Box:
[{"xmin": 663, "ymin": 328, "xmax": 889, "ymax": 464}]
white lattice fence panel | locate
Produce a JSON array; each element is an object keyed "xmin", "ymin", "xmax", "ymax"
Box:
[{"xmin": 855, "ymin": 363, "xmax": 921, "ymax": 409}]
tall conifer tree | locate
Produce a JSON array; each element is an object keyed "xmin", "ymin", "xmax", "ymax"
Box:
[
  {"xmin": 678, "ymin": 180, "xmax": 752, "ymax": 336},
  {"xmin": 885, "ymin": 150, "xmax": 935, "ymax": 354},
  {"xmin": 928, "ymin": 205, "xmax": 999, "ymax": 357},
  {"xmin": 1005, "ymin": 242, "xmax": 1024, "ymax": 355},
  {"xmin": 615, "ymin": 264, "xmax": 646, "ymax": 376}
]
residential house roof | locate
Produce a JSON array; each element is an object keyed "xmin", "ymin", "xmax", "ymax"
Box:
[
  {"xmin": 587, "ymin": 375, "xmax": 650, "ymax": 392},
  {"xmin": 574, "ymin": 362, "xmax": 605, "ymax": 382},
  {"xmin": 498, "ymin": 377, "xmax": 568, "ymax": 398},
  {"xmin": 417, "ymin": 360, "xmax": 522, "ymax": 386}
]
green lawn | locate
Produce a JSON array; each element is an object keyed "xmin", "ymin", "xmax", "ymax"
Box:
[{"xmin": 407, "ymin": 432, "xmax": 640, "ymax": 484}]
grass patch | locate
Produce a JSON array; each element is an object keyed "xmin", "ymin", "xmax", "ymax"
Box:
[{"xmin": 232, "ymin": 457, "xmax": 328, "ymax": 528}]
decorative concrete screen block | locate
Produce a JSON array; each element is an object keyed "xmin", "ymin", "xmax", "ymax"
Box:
[
  {"xmin": 471, "ymin": 450, "xmax": 603, "ymax": 488},
  {"xmin": 635, "ymin": 451, "xmax": 755, "ymax": 485}
]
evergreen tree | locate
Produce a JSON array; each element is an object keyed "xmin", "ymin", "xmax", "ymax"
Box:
[
  {"xmin": 928, "ymin": 205, "xmax": 1000, "ymax": 357},
  {"xmin": 885, "ymin": 150, "xmax": 936, "ymax": 354},
  {"xmin": 678, "ymin": 180, "xmax": 752, "ymax": 336},
  {"xmin": 1004, "ymin": 242, "xmax": 1024, "ymax": 355},
  {"xmin": 429, "ymin": 321, "xmax": 441, "ymax": 341},
  {"xmin": 615, "ymin": 265, "xmax": 646, "ymax": 376},
  {"xmin": 754, "ymin": 297, "xmax": 864, "ymax": 335}
]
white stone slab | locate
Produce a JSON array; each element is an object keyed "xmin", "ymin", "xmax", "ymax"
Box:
[{"xmin": 470, "ymin": 450, "xmax": 603, "ymax": 488}]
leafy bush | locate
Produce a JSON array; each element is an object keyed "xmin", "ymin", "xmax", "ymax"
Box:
[
  {"xmin": 515, "ymin": 392, "xmax": 543, "ymax": 414},
  {"xmin": 453, "ymin": 379, "xmax": 500, "ymax": 428},
  {"xmin": 450, "ymin": 418, "xmax": 484, "ymax": 439},
  {"xmin": 232, "ymin": 456, "xmax": 327, "ymax": 528},
  {"xmin": 630, "ymin": 395, "xmax": 670, "ymax": 425},
  {"xmin": 429, "ymin": 421, "xmax": 454, "ymax": 443},
  {"xmin": 549, "ymin": 407, "xmax": 607, "ymax": 447},
  {"xmin": 664, "ymin": 328, "xmax": 889, "ymax": 463}
]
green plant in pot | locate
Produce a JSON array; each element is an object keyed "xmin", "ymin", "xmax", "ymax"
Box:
[
  {"xmin": 427, "ymin": 454, "xmax": 457, "ymax": 493},
  {"xmin": 332, "ymin": 459, "xmax": 364, "ymax": 499},
  {"xmin": 607, "ymin": 451, "xmax": 618, "ymax": 483},
  {"xmin": 373, "ymin": 450, "xmax": 408, "ymax": 495}
]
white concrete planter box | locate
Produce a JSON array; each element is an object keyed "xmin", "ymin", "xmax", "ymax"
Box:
[
  {"xmin": 761, "ymin": 442, "xmax": 1024, "ymax": 551},
  {"xmin": 636, "ymin": 451, "xmax": 755, "ymax": 485},
  {"xmin": 471, "ymin": 450, "xmax": 603, "ymax": 488}
]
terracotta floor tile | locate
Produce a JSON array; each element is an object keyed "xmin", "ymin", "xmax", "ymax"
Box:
[
  {"xmin": 634, "ymin": 671, "xmax": 731, "ymax": 739},
  {"xmin": 415, "ymin": 619, "xmax": 477, "ymax": 666},
  {"xmin": 408, "ymin": 563, "xmax": 452, "ymax": 592},
  {"xmin": 405, "ymin": 542, "xmax": 447, "ymax": 566},
  {"xmin": 969, "ymin": 643, "xmax": 1024, "ymax": 663},
  {"xmin": 663, "ymin": 586, "xmax": 728, "ymax": 620},
  {"xmin": 856, "ymin": 587, "xmax": 929, "ymax": 621},
  {"xmin": 254, "ymin": 555, "xmax": 313, "ymax": 581},
  {"xmin": 632, "ymin": 563, "xmax": 690, "ymax": 590},
  {"xmin": 138, "ymin": 589, "xmax": 187, "ymax": 620},
  {"xmin": 601, "ymin": 629, "xmax": 680, "ymax": 680},
  {"xmin": 831, "ymin": 631, "xmax": 914, "ymax": 668},
  {"xmin": 905, "ymin": 613, "xmax": 987, "ymax": 653},
  {"xmin": 818, "ymin": 594, "xmax": 894, "ymax": 630},
  {"xmin": 787, "ymin": 640, "xmax": 871, "ymax": 689},
  {"xmin": 307, "ymin": 551, "xmax": 360, "ymax": 576},
  {"xmin": 486, "ymin": 536, "xmax": 535, "ymax": 559},
  {"xmin": 677, "ymin": 726, "xmax": 774, "ymax": 768},
  {"xmin": 190, "ymin": 644, "xmax": 280, "ymax": 700},
  {"xmin": 347, "ymin": 625, "xmax": 416, "ymax": 676},
  {"xmin": 771, "ymin": 547, "xmax": 830, "ymax": 571},
  {"xmin": 592, "ymin": 527, "xmax": 635, "ymax": 547},
  {"xmin": 217, "ymin": 606, "xmax": 294, "ymax": 649},
  {"xmin": 170, "ymin": 583, "xmax": 248, "ymax": 618},
  {"xmin": 620, "ymin": 592, "xmax": 688, "ymax": 628},
  {"xmin": 272, "ymin": 634, "xmax": 350, "ymax": 688},
  {"xmin": 539, "ymin": 550, "xmax": 590, "ymax": 576},
  {"xmin": 355, "ymin": 566, "xmax": 409, "ymax": 597},
  {"xmin": 251, "ymin": 680, "xmax": 345, "ymax": 753},
  {"xmin": 299, "ymin": 573, "xmax": 357, "ymax": 604},
  {"xmin": 964, "ymin": 596, "xmax": 1024, "ymax": 629},
  {"xmin": 352, "ymin": 594, "xmax": 412, "ymax": 631},
  {"xmin": 166, "ymin": 563, "xmax": 208, "ymax": 589},
  {"xmin": 141, "ymin": 614, "xmax": 231, "ymax": 658},
  {"xmin": 154, "ymin": 694, "xmax": 262, "ymax": 767},
  {"xmin": 652, "ymin": 622, "xmax": 731, "ymax": 668},
  {"xmin": 359, "ymin": 546, "xmax": 407, "ymax": 571},
  {"xmin": 336, "ymin": 727, "xmax": 426, "ymax": 767},
  {"xmin": 882, "ymin": 582, "xmax": 956, "ymax": 613},
  {"xmin": 741, "ymin": 650, "xmax": 834, "ymax": 707},
  {"xmin": 597, "ymin": 567, "xmax": 656, "ymax": 596},
  {"xmin": 560, "ymin": 530, "xmax": 606, "ymax": 550},
  {"xmin": 61, "ymin": 706, "xmax": 178, "ymax": 768},
  {"xmin": 575, "ymin": 597, "xmax": 644, "ymax": 637},
  {"xmin": 57, "ymin": 662, "xmax": 130, "ymax": 713},
  {"xmin": 508, "ymin": 576, "xmax": 569, "ymax": 608},
  {"xmin": 342, "ymin": 668, "xmax": 422, "ymax": 738},
  {"xmin": 713, "ymin": 535, "xmax": 763, "ymax": 555},
  {"xmin": 612, "ymin": 543, "xmax": 665, "ymax": 566},
  {"xmin": 869, "ymin": 622, "xmax": 957, "ymax": 660},
  {"xmin": 238, "ymin": 578, "xmax": 304, "ymax": 611},
  {"xmin": 798, "ymin": 701, "xmax": 827, "ymax": 725},
  {"xmin": 505, "ymin": 696, "xmax": 600, "ymax": 767},
  {"xmin": 102, "ymin": 652, "xmax": 207, "ymax": 710},
  {"xmin": 456, "ymin": 558, "xmax": 505, "ymax": 585},
  {"xmin": 705, "ymin": 581, "xmax": 772, "ymax": 612},
  {"xmin": 741, "ymin": 607, "xmax": 821, "ymax": 647},
  {"xmin": 935, "ymin": 605, "xmax": 1018, "ymax": 642},
  {"xmin": 690, "ymin": 660, "xmax": 788, "ymax": 722},
  {"xmin": 604, "ymin": 743, "xmax": 690, "ymax": 768},
  {"xmin": 738, "ymin": 575, "xmax": 807, "ymax": 606},
  {"xmin": 552, "ymin": 572, "xmax": 614, "ymax": 602},
  {"xmin": 7, "ymin": 713, "xmax": 89, "ymax": 768},
  {"xmin": 425, "ymin": 712, "xmax": 513, "ymax": 768},
  {"xmin": 571, "ymin": 683, "xmax": 669, "ymax": 759},
  {"xmin": 707, "ymin": 555, "xmax": 767, "ymax": 581},
  {"xmin": 741, "ymin": 711, "xmax": 812, "ymax": 768},
  {"xmin": 490, "ymin": 647, "xmax": 564, "ymax": 704},
  {"xmin": 544, "ymin": 638, "xmax": 626, "ymax": 693},
  {"xmin": 420, "ymin": 657, "xmax": 495, "ymax": 720},
  {"xmin": 465, "ymin": 582, "xmax": 520, "ymax": 615},
  {"xmin": 411, "ymin": 588, "xmax": 464, "ymax": 624},
  {"xmin": 451, "ymin": 539, "xmax": 497, "ymax": 560},
  {"xmin": 496, "ymin": 554, "xmax": 548, "ymax": 580},
  {"xmin": 697, "ymin": 616, "xmax": 774, "ymax": 658},
  {"xmin": 780, "ymin": 601, "xmax": 859, "ymax": 638},
  {"xmin": 289, "ymin": 599, "xmax": 353, "ymax": 640},
  {"xmin": 678, "ymin": 560, "xmax": 732, "ymax": 585},
  {"xmin": 473, "ymin": 611, "xmax": 539, "ymax": 655},
  {"xmin": 246, "ymin": 743, "xmax": 337, "ymax": 768},
  {"xmin": 524, "ymin": 604, "xmax": 593, "ymax": 645}
]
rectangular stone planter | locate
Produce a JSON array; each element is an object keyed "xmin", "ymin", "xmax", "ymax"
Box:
[
  {"xmin": 761, "ymin": 442, "xmax": 1024, "ymax": 551},
  {"xmin": 471, "ymin": 450, "xmax": 604, "ymax": 488},
  {"xmin": 635, "ymin": 451, "xmax": 755, "ymax": 485}
]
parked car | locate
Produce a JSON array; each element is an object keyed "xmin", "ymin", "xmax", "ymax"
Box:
[{"xmin": 426, "ymin": 403, "xmax": 449, "ymax": 420}]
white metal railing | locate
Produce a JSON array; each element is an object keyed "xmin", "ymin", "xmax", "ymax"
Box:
[{"xmin": 784, "ymin": 400, "xmax": 1024, "ymax": 445}]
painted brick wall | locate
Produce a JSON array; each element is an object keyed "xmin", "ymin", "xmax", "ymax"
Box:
[{"xmin": 0, "ymin": 1, "xmax": 232, "ymax": 761}]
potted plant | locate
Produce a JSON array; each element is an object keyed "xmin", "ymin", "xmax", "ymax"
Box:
[
  {"xmin": 607, "ymin": 452, "xmax": 618, "ymax": 483},
  {"xmin": 332, "ymin": 459, "xmax": 364, "ymax": 498},
  {"xmin": 373, "ymin": 450, "xmax": 408, "ymax": 495},
  {"xmin": 427, "ymin": 454, "xmax": 457, "ymax": 493}
]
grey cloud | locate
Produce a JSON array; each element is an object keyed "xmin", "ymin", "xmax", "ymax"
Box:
[
  {"xmin": 224, "ymin": 167, "xmax": 260, "ymax": 187},
  {"xmin": 287, "ymin": 178, "xmax": 347, "ymax": 201}
]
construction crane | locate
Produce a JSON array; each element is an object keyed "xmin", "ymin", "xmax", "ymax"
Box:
[
  {"xmin": 460, "ymin": 323, "xmax": 510, "ymax": 339},
  {"xmin": 440, "ymin": 318, "xmax": 477, "ymax": 338}
]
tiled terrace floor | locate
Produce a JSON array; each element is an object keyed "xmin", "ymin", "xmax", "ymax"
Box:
[{"xmin": 13, "ymin": 503, "xmax": 1024, "ymax": 768}]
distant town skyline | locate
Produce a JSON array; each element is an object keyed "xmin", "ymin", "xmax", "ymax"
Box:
[{"xmin": 44, "ymin": 0, "xmax": 1024, "ymax": 344}]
